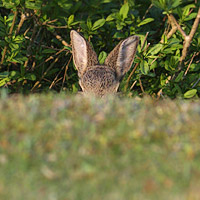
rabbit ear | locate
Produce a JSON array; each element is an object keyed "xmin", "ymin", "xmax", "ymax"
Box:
[
  {"xmin": 70, "ymin": 30, "xmax": 98, "ymax": 77},
  {"xmin": 105, "ymin": 35, "xmax": 139, "ymax": 80}
]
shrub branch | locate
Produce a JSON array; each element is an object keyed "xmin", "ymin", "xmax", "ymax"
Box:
[
  {"xmin": 16, "ymin": 12, "xmax": 26, "ymax": 35},
  {"xmin": 169, "ymin": 8, "xmax": 200, "ymax": 71},
  {"xmin": 158, "ymin": 8, "xmax": 200, "ymax": 98},
  {"xmin": 0, "ymin": 10, "xmax": 18, "ymax": 67}
]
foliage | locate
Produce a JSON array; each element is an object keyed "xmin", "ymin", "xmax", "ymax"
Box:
[
  {"xmin": 1, "ymin": 93, "xmax": 200, "ymax": 199},
  {"xmin": 0, "ymin": 0, "xmax": 199, "ymax": 98}
]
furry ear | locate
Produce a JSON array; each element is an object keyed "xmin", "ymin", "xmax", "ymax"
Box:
[
  {"xmin": 105, "ymin": 35, "xmax": 139, "ymax": 80},
  {"xmin": 70, "ymin": 30, "xmax": 98, "ymax": 77}
]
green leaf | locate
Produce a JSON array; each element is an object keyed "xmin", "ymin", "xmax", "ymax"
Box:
[
  {"xmin": 42, "ymin": 49, "xmax": 57, "ymax": 54},
  {"xmin": 175, "ymin": 71, "xmax": 184, "ymax": 82},
  {"xmin": 70, "ymin": 2, "xmax": 82, "ymax": 13},
  {"xmin": 24, "ymin": 74, "xmax": 36, "ymax": 81},
  {"xmin": 160, "ymin": 74, "xmax": 168, "ymax": 86},
  {"xmin": 64, "ymin": 46, "xmax": 72, "ymax": 51},
  {"xmin": 119, "ymin": 3, "xmax": 129, "ymax": 20},
  {"xmin": 87, "ymin": 18, "xmax": 92, "ymax": 30},
  {"xmin": 72, "ymin": 84, "xmax": 78, "ymax": 93},
  {"xmin": 2, "ymin": 0, "xmax": 20, "ymax": 9},
  {"xmin": 71, "ymin": 21, "xmax": 81, "ymax": 26},
  {"xmin": 182, "ymin": 4, "xmax": 196, "ymax": 17},
  {"xmin": 0, "ymin": 77, "xmax": 10, "ymax": 87},
  {"xmin": 106, "ymin": 13, "xmax": 115, "ymax": 21},
  {"xmin": 149, "ymin": 59, "xmax": 158, "ymax": 70},
  {"xmin": 137, "ymin": 18, "xmax": 154, "ymax": 27},
  {"xmin": 0, "ymin": 72, "xmax": 9, "ymax": 78},
  {"xmin": 184, "ymin": 89, "xmax": 197, "ymax": 99},
  {"xmin": 98, "ymin": 51, "xmax": 107, "ymax": 64},
  {"xmin": 10, "ymin": 71, "xmax": 20, "ymax": 78},
  {"xmin": 92, "ymin": 19, "xmax": 105, "ymax": 31},
  {"xmin": 184, "ymin": 13, "xmax": 197, "ymax": 21},
  {"xmin": 25, "ymin": 1, "xmax": 42, "ymax": 10},
  {"xmin": 68, "ymin": 15, "xmax": 74, "ymax": 26},
  {"xmin": 141, "ymin": 60, "xmax": 149, "ymax": 74},
  {"xmin": 20, "ymin": 65, "xmax": 25, "ymax": 76},
  {"xmin": 46, "ymin": 69, "xmax": 60, "ymax": 76},
  {"xmin": 9, "ymin": 43, "xmax": 19, "ymax": 50},
  {"xmin": 147, "ymin": 72, "xmax": 156, "ymax": 77},
  {"xmin": 189, "ymin": 63, "xmax": 199, "ymax": 72},
  {"xmin": 148, "ymin": 44, "xmax": 163, "ymax": 55},
  {"xmin": 144, "ymin": 60, "xmax": 149, "ymax": 74},
  {"xmin": 57, "ymin": 1, "xmax": 73, "ymax": 10},
  {"xmin": 152, "ymin": 0, "xmax": 165, "ymax": 10},
  {"xmin": 113, "ymin": 32, "xmax": 125, "ymax": 38},
  {"xmin": 13, "ymin": 35, "xmax": 24, "ymax": 43},
  {"xmin": 171, "ymin": 0, "xmax": 182, "ymax": 9},
  {"xmin": 174, "ymin": 83, "xmax": 182, "ymax": 94}
]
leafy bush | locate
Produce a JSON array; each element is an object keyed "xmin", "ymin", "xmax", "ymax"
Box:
[{"xmin": 0, "ymin": 0, "xmax": 199, "ymax": 98}]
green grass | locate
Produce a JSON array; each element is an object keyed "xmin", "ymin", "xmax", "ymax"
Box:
[{"xmin": 0, "ymin": 93, "xmax": 200, "ymax": 200}]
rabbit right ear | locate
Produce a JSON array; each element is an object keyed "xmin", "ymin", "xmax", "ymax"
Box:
[
  {"xmin": 70, "ymin": 30, "xmax": 98, "ymax": 77},
  {"xmin": 105, "ymin": 35, "xmax": 139, "ymax": 80}
]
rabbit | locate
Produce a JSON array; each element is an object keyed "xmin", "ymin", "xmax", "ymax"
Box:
[{"xmin": 70, "ymin": 30, "xmax": 139, "ymax": 97}]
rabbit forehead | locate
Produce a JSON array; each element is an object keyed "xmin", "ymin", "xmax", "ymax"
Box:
[
  {"xmin": 80, "ymin": 76, "xmax": 119, "ymax": 96},
  {"xmin": 80, "ymin": 65, "xmax": 119, "ymax": 90},
  {"xmin": 84, "ymin": 65, "xmax": 116, "ymax": 73},
  {"xmin": 82, "ymin": 65, "xmax": 117, "ymax": 82}
]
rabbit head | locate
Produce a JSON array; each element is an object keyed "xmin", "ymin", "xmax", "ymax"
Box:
[{"xmin": 70, "ymin": 30, "xmax": 139, "ymax": 97}]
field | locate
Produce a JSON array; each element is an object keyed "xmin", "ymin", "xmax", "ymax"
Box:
[
  {"xmin": 1, "ymin": 1, "xmax": 200, "ymax": 199},
  {"xmin": 0, "ymin": 93, "xmax": 200, "ymax": 200}
]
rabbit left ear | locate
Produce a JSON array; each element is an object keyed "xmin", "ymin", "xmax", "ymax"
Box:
[
  {"xmin": 70, "ymin": 30, "xmax": 98, "ymax": 77},
  {"xmin": 105, "ymin": 35, "xmax": 139, "ymax": 80}
]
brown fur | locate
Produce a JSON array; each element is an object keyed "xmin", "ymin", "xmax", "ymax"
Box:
[{"xmin": 70, "ymin": 30, "xmax": 139, "ymax": 97}]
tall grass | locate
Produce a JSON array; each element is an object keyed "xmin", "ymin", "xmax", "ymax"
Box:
[{"xmin": 0, "ymin": 93, "xmax": 200, "ymax": 200}]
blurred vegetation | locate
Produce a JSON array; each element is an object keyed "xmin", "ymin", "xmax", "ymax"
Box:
[
  {"xmin": 0, "ymin": 0, "xmax": 199, "ymax": 98},
  {"xmin": 0, "ymin": 93, "xmax": 200, "ymax": 199},
  {"xmin": 1, "ymin": 1, "xmax": 200, "ymax": 199}
]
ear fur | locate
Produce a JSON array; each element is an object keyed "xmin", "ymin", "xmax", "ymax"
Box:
[
  {"xmin": 105, "ymin": 35, "xmax": 139, "ymax": 80},
  {"xmin": 70, "ymin": 30, "xmax": 98, "ymax": 77}
]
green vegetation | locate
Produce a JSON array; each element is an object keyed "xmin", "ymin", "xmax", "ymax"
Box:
[
  {"xmin": 0, "ymin": 1, "xmax": 200, "ymax": 199},
  {"xmin": 0, "ymin": 93, "xmax": 200, "ymax": 199},
  {"xmin": 0, "ymin": 0, "xmax": 199, "ymax": 98}
]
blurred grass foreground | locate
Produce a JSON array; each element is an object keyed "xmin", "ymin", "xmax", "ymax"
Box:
[{"xmin": 0, "ymin": 93, "xmax": 200, "ymax": 200}]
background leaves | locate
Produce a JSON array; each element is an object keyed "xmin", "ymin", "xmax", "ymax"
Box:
[{"xmin": 0, "ymin": 0, "xmax": 199, "ymax": 99}]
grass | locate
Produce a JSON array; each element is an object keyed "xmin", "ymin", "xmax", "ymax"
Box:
[{"xmin": 0, "ymin": 93, "xmax": 200, "ymax": 200}]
